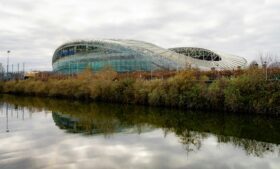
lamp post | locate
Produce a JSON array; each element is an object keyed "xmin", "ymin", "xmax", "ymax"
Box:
[
  {"xmin": 264, "ymin": 61, "xmax": 268, "ymax": 81},
  {"xmin": 7, "ymin": 50, "xmax": 10, "ymax": 75},
  {"xmin": 216, "ymin": 63, "xmax": 219, "ymax": 79}
]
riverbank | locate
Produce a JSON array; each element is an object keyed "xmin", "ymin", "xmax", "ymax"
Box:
[{"xmin": 0, "ymin": 68, "xmax": 279, "ymax": 114}]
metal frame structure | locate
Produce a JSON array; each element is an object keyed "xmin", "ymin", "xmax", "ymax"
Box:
[
  {"xmin": 169, "ymin": 47, "xmax": 247, "ymax": 70},
  {"xmin": 52, "ymin": 39, "xmax": 247, "ymax": 74}
]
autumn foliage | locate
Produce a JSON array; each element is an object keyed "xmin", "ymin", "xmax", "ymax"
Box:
[{"xmin": 0, "ymin": 67, "xmax": 279, "ymax": 114}]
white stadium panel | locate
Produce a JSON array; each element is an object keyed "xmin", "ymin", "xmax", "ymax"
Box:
[{"xmin": 52, "ymin": 39, "xmax": 247, "ymax": 74}]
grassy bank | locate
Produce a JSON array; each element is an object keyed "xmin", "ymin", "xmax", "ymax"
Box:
[{"xmin": 0, "ymin": 68, "xmax": 279, "ymax": 114}]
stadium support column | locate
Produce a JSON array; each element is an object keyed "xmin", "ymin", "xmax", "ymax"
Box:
[
  {"xmin": 68, "ymin": 62, "xmax": 70, "ymax": 77},
  {"xmin": 76, "ymin": 61, "xmax": 78, "ymax": 74}
]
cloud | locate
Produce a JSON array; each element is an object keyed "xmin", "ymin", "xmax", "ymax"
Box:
[{"xmin": 0, "ymin": 0, "xmax": 279, "ymax": 70}]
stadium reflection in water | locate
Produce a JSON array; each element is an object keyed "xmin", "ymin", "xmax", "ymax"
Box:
[{"xmin": 0, "ymin": 95, "xmax": 279, "ymax": 169}]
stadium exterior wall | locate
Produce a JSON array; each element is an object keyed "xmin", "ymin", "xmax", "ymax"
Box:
[{"xmin": 52, "ymin": 39, "xmax": 247, "ymax": 74}]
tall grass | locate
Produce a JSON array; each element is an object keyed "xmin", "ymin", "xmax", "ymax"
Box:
[{"xmin": 0, "ymin": 68, "xmax": 279, "ymax": 114}]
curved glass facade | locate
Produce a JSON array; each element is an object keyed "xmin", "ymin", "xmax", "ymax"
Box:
[
  {"xmin": 52, "ymin": 40, "xmax": 183, "ymax": 74},
  {"xmin": 52, "ymin": 39, "xmax": 247, "ymax": 74}
]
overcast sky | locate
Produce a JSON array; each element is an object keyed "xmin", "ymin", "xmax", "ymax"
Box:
[{"xmin": 0, "ymin": 0, "xmax": 279, "ymax": 71}]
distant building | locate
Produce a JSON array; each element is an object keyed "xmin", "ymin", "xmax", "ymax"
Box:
[
  {"xmin": 52, "ymin": 39, "xmax": 247, "ymax": 74},
  {"xmin": 24, "ymin": 71, "xmax": 39, "ymax": 79}
]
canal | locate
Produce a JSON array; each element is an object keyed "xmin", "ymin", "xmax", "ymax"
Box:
[{"xmin": 0, "ymin": 95, "xmax": 279, "ymax": 169}]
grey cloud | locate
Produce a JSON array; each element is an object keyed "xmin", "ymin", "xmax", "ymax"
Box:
[{"xmin": 0, "ymin": 0, "xmax": 279, "ymax": 70}]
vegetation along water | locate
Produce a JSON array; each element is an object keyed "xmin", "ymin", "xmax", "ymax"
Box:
[{"xmin": 0, "ymin": 68, "xmax": 279, "ymax": 114}]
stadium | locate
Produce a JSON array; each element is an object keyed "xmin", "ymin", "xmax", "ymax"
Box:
[{"xmin": 52, "ymin": 39, "xmax": 247, "ymax": 74}]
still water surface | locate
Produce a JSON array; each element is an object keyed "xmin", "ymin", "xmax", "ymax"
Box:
[{"xmin": 0, "ymin": 95, "xmax": 279, "ymax": 169}]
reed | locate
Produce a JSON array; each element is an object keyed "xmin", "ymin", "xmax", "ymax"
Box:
[{"xmin": 0, "ymin": 68, "xmax": 279, "ymax": 114}]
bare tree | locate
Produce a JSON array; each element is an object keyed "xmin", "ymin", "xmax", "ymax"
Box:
[
  {"xmin": 258, "ymin": 51, "xmax": 279, "ymax": 67},
  {"xmin": 249, "ymin": 60, "xmax": 259, "ymax": 68},
  {"xmin": 257, "ymin": 51, "xmax": 279, "ymax": 80}
]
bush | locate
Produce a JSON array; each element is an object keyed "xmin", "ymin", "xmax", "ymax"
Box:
[{"xmin": 0, "ymin": 68, "xmax": 279, "ymax": 114}]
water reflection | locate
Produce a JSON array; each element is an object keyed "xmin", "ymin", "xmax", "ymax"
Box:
[
  {"xmin": 52, "ymin": 112, "xmax": 153, "ymax": 136},
  {"xmin": 0, "ymin": 95, "xmax": 279, "ymax": 169},
  {"xmin": 49, "ymin": 103, "xmax": 280, "ymax": 157}
]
